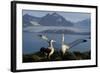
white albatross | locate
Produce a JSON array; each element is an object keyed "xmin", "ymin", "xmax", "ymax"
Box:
[{"xmin": 61, "ymin": 33, "xmax": 87, "ymax": 55}]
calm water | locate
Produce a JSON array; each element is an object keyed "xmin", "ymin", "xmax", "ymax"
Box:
[{"xmin": 23, "ymin": 32, "xmax": 90, "ymax": 54}]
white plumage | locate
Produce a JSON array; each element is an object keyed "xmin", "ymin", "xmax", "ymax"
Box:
[
  {"xmin": 47, "ymin": 40, "xmax": 56, "ymax": 59},
  {"xmin": 38, "ymin": 34, "xmax": 49, "ymax": 42},
  {"xmin": 38, "ymin": 34, "xmax": 87, "ymax": 57},
  {"xmin": 61, "ymin": 34, "xmax": 70, "ymax": 55},
  {"xmin": 38, "ymin": 34, "xmax": 56, "ymax": 59},
  {"xmin": 61, "ymin": 33, "xmax": 87, "ymax": 55}
]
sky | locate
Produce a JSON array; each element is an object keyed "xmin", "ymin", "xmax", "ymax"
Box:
[{"xmin": 23, "ymin": 10, "xmax": 91, "ymax": 23}]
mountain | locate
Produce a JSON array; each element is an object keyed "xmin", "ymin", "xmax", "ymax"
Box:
[
  {"xmin": 23, "ymin": 14, "xmax": 41, "ymax": 27},
  {"xmin": 23, "ymin": 13, "xmax": 74, "ymax": 27},
  {"xmin": 75, "ymin": 18, "xmax": 90, "ymax": 27},
  {"xmin": 39, "ymin": 12, "xmax": 73, "ymax": 26}
]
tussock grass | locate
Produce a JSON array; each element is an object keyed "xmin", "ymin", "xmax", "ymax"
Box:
[{"xmin": 23, "ymin": 50, "xmax": 91, "ymax": 63}]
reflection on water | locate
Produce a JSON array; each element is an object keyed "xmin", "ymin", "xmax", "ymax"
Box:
[{"xmin": 23, "ymin": 32, "xmax": 90, "ymax": 54}]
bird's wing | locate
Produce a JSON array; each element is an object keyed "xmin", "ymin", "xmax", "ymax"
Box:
[
  {"xmin": 45, "ymin": 48, "xmax": 51, "ymax": 53},
  {"xmin": 42, "ymin": 36, "xmax": 49, "ymax": 41},
  {"xmin": 38, "ymin": 35, "xmax": 49, "ymax": 42},
  {"xmin": 69, "ymin": 39, "xmax": 87, "ymax": 48}
]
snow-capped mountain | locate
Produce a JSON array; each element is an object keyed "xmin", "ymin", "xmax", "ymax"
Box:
[
  {"xmin": 23, "ymin": 13, "xmax": 90, "ymax": 34},
  {"xmin": 39, "ymin": 12, "xmax": 73, "ymax": 26},
  {"xmin": 23, "ymin": 12, "xmax": 74, "ymax": 27},
  {"xmin": 23, "ymin": 14, "xmax": 41, "ymax": 27},
  {"xmin": 75, "ymin": 18, "xmax": 91, "ymax": 27}
]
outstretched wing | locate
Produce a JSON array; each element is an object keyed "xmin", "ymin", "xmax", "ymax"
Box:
[
  {"xmin": 38, "ymin": 34, "xmax": 49, "ymax": 42},
  {"xmin": 69, "ymin": 39, "xmax": 87, "ymax": 48}
]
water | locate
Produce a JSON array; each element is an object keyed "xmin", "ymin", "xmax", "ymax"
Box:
[{"xmin": 23, "ymin": 32, "xmax": 90, "ymax": 54}]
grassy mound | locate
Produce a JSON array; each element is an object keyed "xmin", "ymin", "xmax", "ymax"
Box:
[{"xmin": 23, "ymin": 51, "xmax": 91, "ymax": 63}]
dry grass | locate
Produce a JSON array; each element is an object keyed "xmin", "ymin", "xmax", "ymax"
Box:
[{"xmin": 23, "ymin": 50, "xmax": 91, "ymax": 63}]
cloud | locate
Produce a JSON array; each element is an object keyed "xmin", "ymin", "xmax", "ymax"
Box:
[{"xmin": 23, "ymin": 26, "xmax": 87, "ymax": 33}]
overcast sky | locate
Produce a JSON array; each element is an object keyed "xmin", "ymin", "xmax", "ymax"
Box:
[{"xmin": 23, "ymin": 10, "xmax": 90, "ymax": 23}]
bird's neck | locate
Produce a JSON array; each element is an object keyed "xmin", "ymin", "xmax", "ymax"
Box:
[
  {"xmin": 62, "ymin": 34, "xmax": 64, "ymax": 44},
  {"xmin": 49, "ymin": 41, "xmax": 53, "ymax": 48}
]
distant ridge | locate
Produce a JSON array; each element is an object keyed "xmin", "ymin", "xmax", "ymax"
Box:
[{"xmin": 23, "ymin": 12, "xmax": 74, "ymax": 27}]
